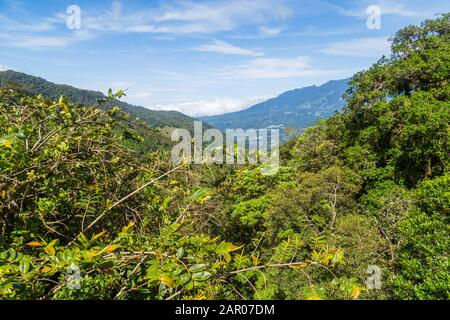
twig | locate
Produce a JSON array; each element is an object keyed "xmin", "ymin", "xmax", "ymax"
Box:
[
  {"xmin": 166, "ymin": 290, "xmax": 183, "ymax": 300},
  {"xmin": 230, "ymin": 261, "xmax": 317, "ymax": 274}
]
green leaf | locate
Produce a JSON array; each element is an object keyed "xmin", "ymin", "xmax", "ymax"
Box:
[
  {"xmin": 44, "ymin": 245, "xmax": 56, "ymax": 256},
  {"xmin": 48, "ymin": 239, "xmax": 58, "ymax": 247},
  {"xmin": 185, "ymin": 280, "xmax": 194, "ymax": 290},
  {"xmin": 179, "ymin": 273, "xmax": 191, "ymax": 285},
  {"xmin": 217, "ymin": 242, "xmax": 240, "ymax": 253},
  {"xmin": 0, "ymin": 133, "xmax": 18, "ymax": 148},
  {"xmin": 19, "ymin": 260, "xmax": 30, "ymax": 273},
  {"xmin": 92, "ymin": 231, "xmax": 107, "ymax": 241},
  {"xmin": 116, "ymin": 90, "xmax": 126, "ymax": 99},
  {"xmin": 121, "ymin": 222, "xmax": 135, "ymax": 234},
  {"xmin": 176, "ymin": 247, "xmax": 185, "ymax": 259},
  {"xmin": 160, "ymin": 275, "xmax": 175, "ymax": 288},
  {"xmin": 189, "ymin": 264, "xmax": 207, "ymax": 273},
  {"xmin": 303, "ymin": 286, "xmax": 326, "ymax": 300},
  {"xmin": 7, "ymin": 248, "xmax": 17, "ymax": 261},
  {"xmin": 146, "ymin": 263, "xmax": 160, "ymax": 280},
  {"xmin": 222, "ymin": 252, "xmax": 231, "ymax": 263},
  {"xmin": 192, "ymin": 271, "xmax": 212, "ymax": 282}
]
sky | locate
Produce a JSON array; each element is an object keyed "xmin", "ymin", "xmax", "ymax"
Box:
[{"xmin": 0, "ymin": 0, "xmax": 448, "ymax": 117}]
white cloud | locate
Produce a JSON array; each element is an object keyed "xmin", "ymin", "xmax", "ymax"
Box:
[
  {"xmin": 74, "ymin": 0, "xmax": 292, "ymax": 35},
  {"xmin": 0, "ymin": 0, "xmax": 293, "ymax": 49},
  {"xmin": 219, "ymin": 56, "xmax": 345, "ymax": 79},
  {"xmin": 0, "ymin": 64, "xmax": 10, "ymax": 71},
  {"xmin": 373, "ymin": 3, "xmax": 417, "ymax": 17},
  {"xmin": 259, "ymin": 26, "xmax": 283, "ymax": 37},
  {"xmin": 319, "ymin": 37, "xmax": 390, "ymax": 58},
  {"xmin": 0, "ymin": 26, "xmax": 93, "ymax": 49},
  {"xmin": 192, "ymin": 40, "xmax": 263, "ymax": 56},
  {"xmin": 330, "ymin": 0, "xmax": 450, "ymax": 19},
  {"xmin": 228, "ymin": 26, "xmax": 285, "ymax": 39},
  {"xmin": 7, "ymin": 36, "xmax": 72, "ymax": 49},
  {"xmin": 153, "ymin": 96, "xmax": 269, "ymax": 117},
  {"xmin": 330, "ymin": 1, "xmax": 418, "ymax": 18},
  {"xmin": 0, "ymin": 14, "xmax": 55, "ymax": 32},
  {"xmin": 0, "ymin": 13, "xmax": 73, "ymax": 49}
]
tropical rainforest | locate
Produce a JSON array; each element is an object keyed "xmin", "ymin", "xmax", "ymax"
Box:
[{"xmin": 0, "ymin": 14, "xmax": 448, "ymax": 300}]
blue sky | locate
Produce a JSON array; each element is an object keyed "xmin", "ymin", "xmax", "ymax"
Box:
[{"xmin": 0, "ymin": 0, "xmax": 448, "ymax": 116}]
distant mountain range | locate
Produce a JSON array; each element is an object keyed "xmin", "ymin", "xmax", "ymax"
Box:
[
  {"xmin": 0, "ymin": 70, "xmax": 350, "ymax": 140},
  {"xmin": 200, "ymin": 78, "xmax": 350, "ymax": 138},
  {"xmin": 0, "ymin": 70, "xmax": 200, "ymax": 132}
]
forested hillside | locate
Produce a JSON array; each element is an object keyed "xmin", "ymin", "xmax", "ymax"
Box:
[
  {"xmin": 0, "ymin": 14, "xmax": 448, "ymax": 300},
  {"xmin": 201, "ymin": 78, "xmax": 349, "ymax": 139},
  {"xmin": 0, "ymin": 70, "xmax": 200, "ymax": 131}
]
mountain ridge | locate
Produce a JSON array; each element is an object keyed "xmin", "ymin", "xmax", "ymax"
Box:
[
  {"xmin": 200, "ymin": 78, "xmax": 350, "ymax": 137},
  {"xmin": 0, "ymin": 70, "xmax": 200, "ymax": 131}
]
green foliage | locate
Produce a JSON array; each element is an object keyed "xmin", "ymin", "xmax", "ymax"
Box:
[
  {"xmin": 0, "ymin": 89, "xmax": 347, "ymax": 300},
  {"xmin": 391, "ymin": 174, "xmax": 450, "ymax": 300},
  {"xmin": 0, "ymin": 89, "xmax": 171, "ymax": 241},
  {"xmin": 343, "ymin": 14, "xmax": 449, "ymax": 188},
  {"xmin": 206, "ymin": 14, "xmax": 449, "ymax": 300},
  {"xmin": 1, "ymin": 14, "xmax": 449, "ymax": 300},
  {"xmin": 0, "ymin": 222, "xmax": 242, "ymax": 299}
]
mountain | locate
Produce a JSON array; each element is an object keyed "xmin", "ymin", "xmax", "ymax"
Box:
[
  {"xmin": 200, "ymin": 78, "xmax": 350, "ymax": 138},
  {"xmin": 0, "ymin": 70, "xmax": 199, "ymax": 131}
]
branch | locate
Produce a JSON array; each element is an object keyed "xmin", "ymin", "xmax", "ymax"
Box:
[{"xmin": 229, "ymin": 261, "xmax": 316, "ymax": 274}]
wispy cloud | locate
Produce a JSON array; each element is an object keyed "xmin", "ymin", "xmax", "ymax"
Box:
[
  {"xmin": 153, "ymin": 96, "xmax": 269, "ymax": 117},
  {"xmin": 0, "ymin": 0, "xmax": 444, "ymax": 117},
  {"xmin": 71, "ymin": 0, "xmax": 292, "ymax": 35},
  {"xmin": 192, "ymin": 40, "xmax": 263, "ymax": 56},
  {"xmin": 227, "ymin": 27, "xmax": 286, "ymax": 40},
  {"xmin": 0, "ymin": 0, "xmax": 293, "ymax": 49},
  {"xmin": 0, "ymin": 64, "xmax": 10, "ymax": 71},
  {"xmin": 0, "ymin": 8, "xmax": 92, "ymax": 50},
  {"xmin": 319, "ymin": 37, "xmax": 390, "ymax": 58},
  {"xmin": 219, "ymin": 56, "xmax": 345, "ymax": 79},
  {"xmin": 328, "ymin": 0, "xmax": 419, "ymax": 18},
  {"xmin": 259, "ymin": 26, "xmax": 283, "ymax": 37},
  {"xmin": 0, "ymin": 14, "xmax": 55, "ymax": 32},
  {"xmin": 0, "ymin": 29, "xmax": 93, "ymax": 49},
  {"xmin": 371, "ymin": 2, "xmax": 417, "ymax": 17}
]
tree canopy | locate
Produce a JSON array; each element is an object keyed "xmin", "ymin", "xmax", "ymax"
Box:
[{"xmin": 0, "ymin": 14, "xmax": 448, "ymax": 300}]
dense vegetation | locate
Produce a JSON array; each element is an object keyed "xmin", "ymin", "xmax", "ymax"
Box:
[{"xmin": 0, "ymin": 15, "xmax": 448, "ymax": 300}]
